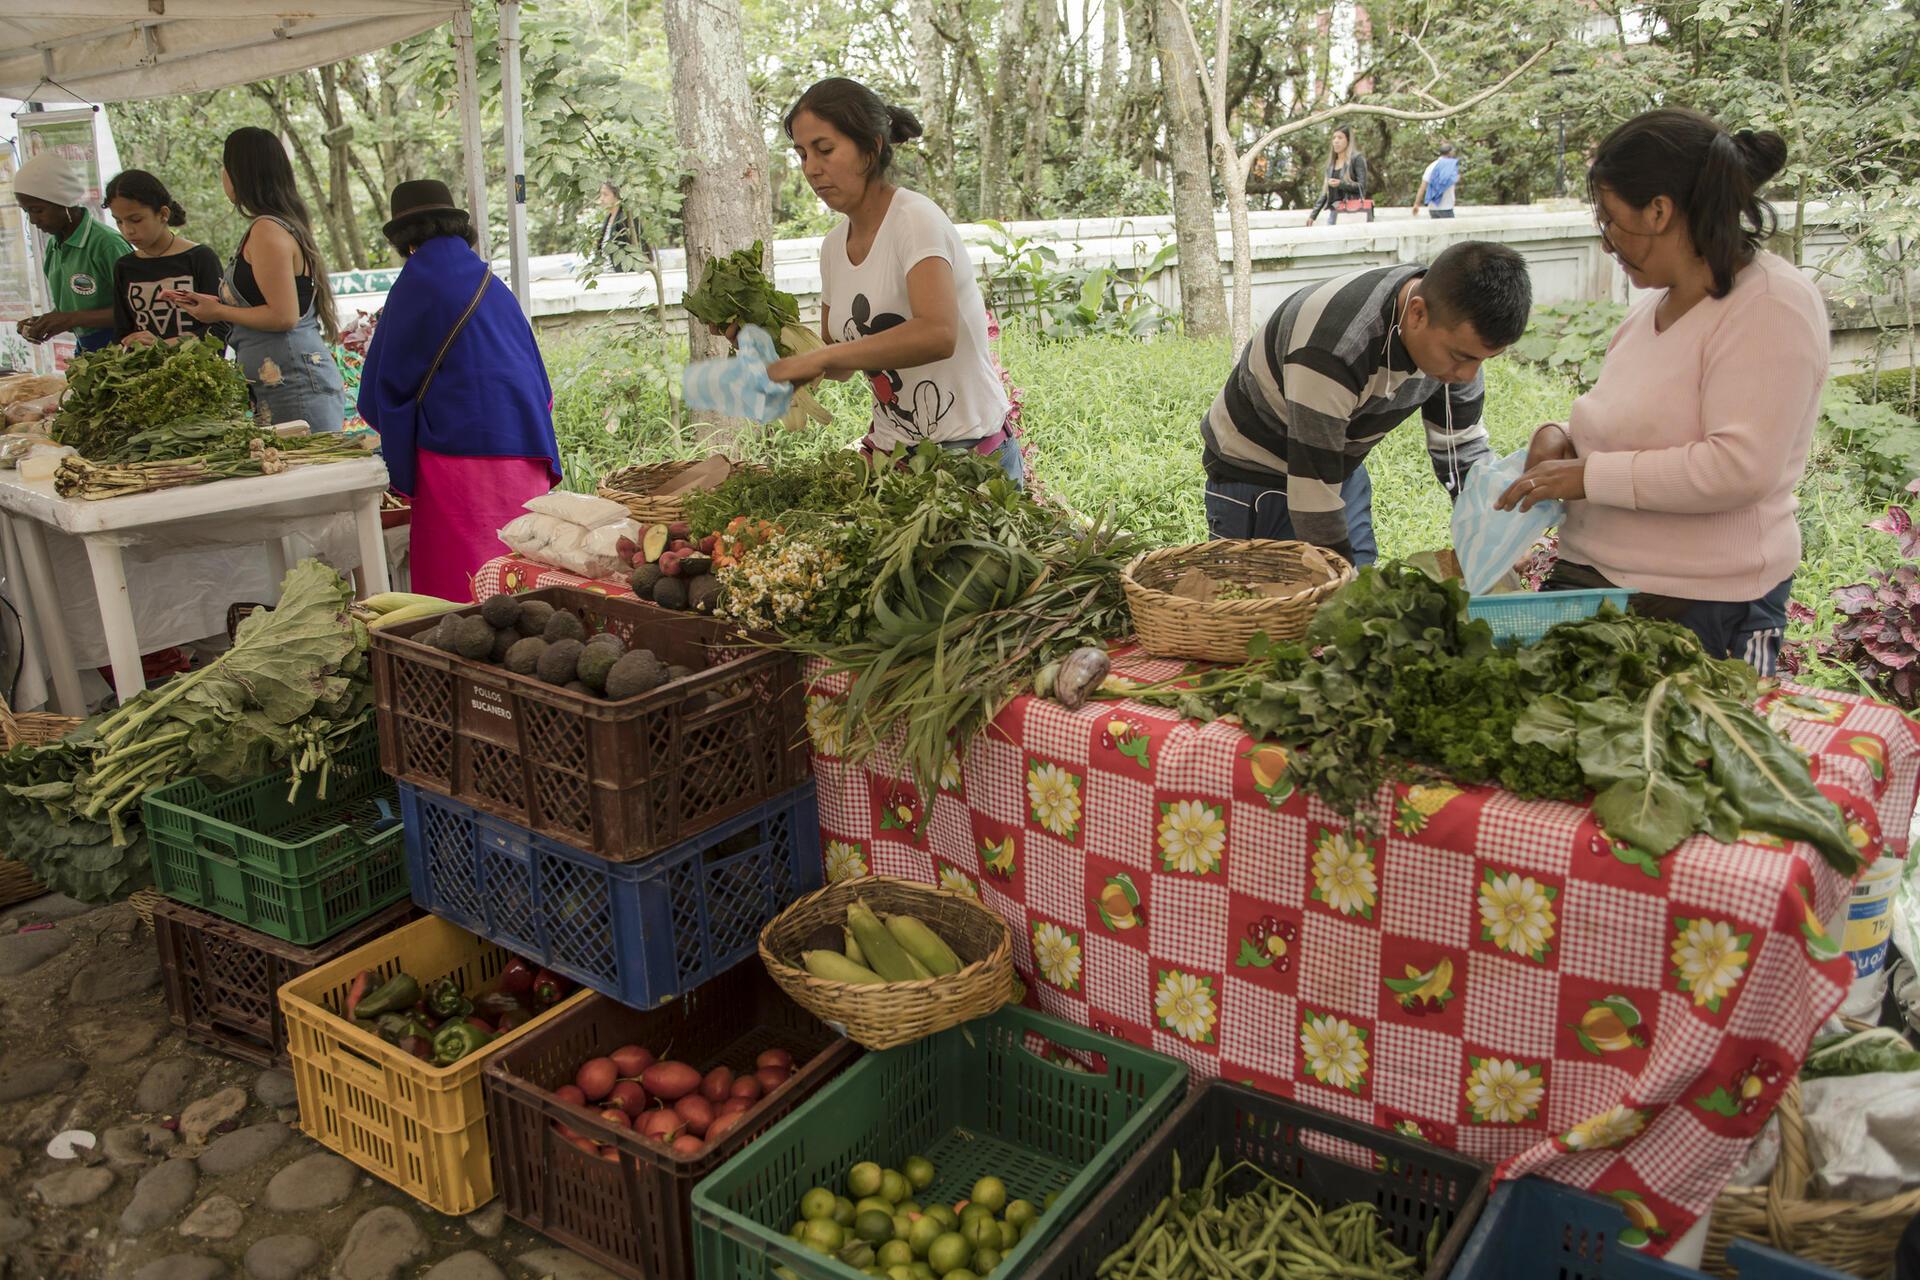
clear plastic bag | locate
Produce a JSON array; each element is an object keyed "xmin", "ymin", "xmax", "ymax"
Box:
[{"xmin": 1451, "ymin": 447, "xmax": 1564, "ymax": 595}]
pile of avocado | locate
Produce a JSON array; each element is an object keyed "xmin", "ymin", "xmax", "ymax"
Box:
[{"xmin": 420, "ymin": 593, "xmax": 699, "ymax": 701}]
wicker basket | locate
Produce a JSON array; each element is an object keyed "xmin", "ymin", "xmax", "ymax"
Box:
[
  {"xmin": 1703, "ymin": 1079, "xmax": 1920, "ymax": 1279},
  {"xmin": 129, "ymin": 888, "xmax": 167, "ymax": 931},
  {"xmin": 0, "ymin": 693, "xmax": 79, "ymax": 909},
  {"xmin": 598, "ymin": 460, "xmax": 762, "ymax": 525},
  {"xmin": 759, "ymin": 875, "xmax": 1014, "ymax": 1051},
  {"xmin": 1123, "ymin": 539, "xmax": 1354, "ymax": 663}
]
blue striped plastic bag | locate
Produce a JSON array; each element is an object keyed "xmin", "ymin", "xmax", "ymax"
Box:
[
  {"xmin": 1451, "ymin": 447, "xmax": 1563, "ymax": 594},
  {"xmin": 681, "ymin": 324, "xmax": 795, "ymax": 423}
]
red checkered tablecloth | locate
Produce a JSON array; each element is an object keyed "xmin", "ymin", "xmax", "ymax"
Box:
[{"xmin": 476, "ymin": 554, "xmax": 1920, "ymax": 1252}]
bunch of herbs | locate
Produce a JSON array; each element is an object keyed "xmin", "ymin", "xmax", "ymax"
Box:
[
  {"xmin": 680, "ymin": 241, "xmax": 804, "ymax": 356},
  {"xmin": 52, "ymin": 336, "xmax": 251, "ymax": 461}
]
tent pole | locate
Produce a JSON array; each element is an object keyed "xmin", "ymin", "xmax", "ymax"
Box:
[
  {"xmin": 452, "ymin": 2, "xmax": 490, "ymax": 258},
  {"xmin": 498, "ymin": 0, "xmax": 531, "ymax": 317}
]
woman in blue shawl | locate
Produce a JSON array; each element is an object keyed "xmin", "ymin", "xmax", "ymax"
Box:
[{"xmin": 358, "ymin": 181, "xmax": 561, "ymax": 599}]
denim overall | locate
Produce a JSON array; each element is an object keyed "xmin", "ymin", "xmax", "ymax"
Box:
[{"xmin": 222, "ymin": 216, "xmax": 345, "ymax": 432}]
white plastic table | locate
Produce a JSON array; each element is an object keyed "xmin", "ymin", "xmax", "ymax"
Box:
[{"xmin": 0, "ymin": 457, "xmax": 390, "ymax": 714}]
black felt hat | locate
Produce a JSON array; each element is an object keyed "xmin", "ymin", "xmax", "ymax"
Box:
[{"xmin": 383, "ymin": 180, "xmax": 466, "ymax": 240}]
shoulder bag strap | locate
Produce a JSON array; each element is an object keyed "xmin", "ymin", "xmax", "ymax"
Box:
[{"xmin": 416, "ymin": 269, "xmax": 494, "ymax": 403}]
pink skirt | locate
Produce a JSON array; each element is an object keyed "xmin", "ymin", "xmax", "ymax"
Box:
[{"xmin": 407, "ymin": 450, "xmax": 554, "ymax": 601}]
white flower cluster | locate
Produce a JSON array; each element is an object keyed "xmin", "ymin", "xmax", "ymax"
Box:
[{"xmin": 716, "ymin": 536, "xmax": 845, "ymax": 633}]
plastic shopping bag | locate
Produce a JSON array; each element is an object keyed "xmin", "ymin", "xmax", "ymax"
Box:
[
  {"xmin": 681, "ymin": 325, "xmax": 795, "ymax": 424},
  {"xmin": 1451, "ymin": 447, "xmax": 1563, "ymax": 595}
]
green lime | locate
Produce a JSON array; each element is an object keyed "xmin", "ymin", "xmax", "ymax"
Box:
[
  {"xmin": 1004, "ymin": 1199, "xmax": 1037, "ymax": 1230},
  {"xmin": 997, "ymin": 1220, "xmax": 1017, "ymax": 1250},
  {"xmin": 911, "ymin": 1265, "xmax": 936, "ymax": 1280},
  {"xmin": 856, "ymin": 1197, "xmax": 897, "ymax": 1220},
  {"xmin": 959, "ymin": 1214, "xmax": 997, "ymax": 1251},
  {"xmin": 833, "ymin": 1196, "xmax": 857, "ymax": 1228},
  {"xmin": 928, "ymin": 1231, "xmax": 972, "ymax": 1276},
  {"xmin": 972, "ymin": 1245, "xmax": 1003, "ymax": 1272},
  {"xmin": 856, "ymin": 1209, "xmax": 895, "ymax": 1244},
  {"xmin": 840, "ymin": 1242, "xmax": 876, "ymax": 1269},
  {"xmin": 888, "ymin": 1268, "xmax": 916, "ymax": 1280},
  {"xmin": 899, "ymin": 1200, "xmax": 923, "ymax": 1218},
  {"xmin": 970, "ymin": 1177, "xmax": 1008, "ymax": 1215},
  {"xmin": 788, "ymin": 1220, "xmax": 808, "ymax": 1241},
  {"xmin": 801, "ymin": 1188, "xmax": 837, "ymax": 1221},
  {"xmin": 880, "ymin": 1169, "xmax": 912, "ymax": 1205},
  {"xmin": 904, "ymin": 1155, "xmax": 936, "ymax": 1190},
  {"xmin": 802, "ymin": 1218, "xmax": 844, "ymax": 1253},
  {"xmin": 957, "ymin": 1204, "xmax": 994, "ymax": 1232},
  {"xmin": 927, "ymin": 1204, "xmax": 959, "ymax": 1231},
  {"xmin": 878, "ymin": 1240, "xmax": 915, "ymax": 1268},
  {"xmin": 908, "ymin": 1215, "xmax": 945, "ymax": 1259},
  {"xmin": 893, "ymin": 1214, "xmax": 913, "ymax": 1240},
  {"xmin": 849, "ymin": 1161, "xmax": 885, "ymax": 1199},
  {"xmin": 1043, "ymin": 1190, "xmax": 1059, "ymax": 1210},
  {"xmin": 946, "ymin": 1271, "xmax": 980, "ymax": 1280}
]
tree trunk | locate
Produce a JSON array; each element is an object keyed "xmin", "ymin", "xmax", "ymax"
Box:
[
  {"xmin": 1152, "ymin": 0, "xmax": 1228, "ymax": 338},
  {"xmin": 1095, "ymin": 0, "xmax": 1122, "ymax": 141},
  {"xmin": 661, "ymin": 0, "xmax": 773, "ymax": 444},
  {"xmin": 316, "ymin": 66, "xmax": 370, "ymax": 269},
  {"xmin": 1121, "ymin": 0, "xmax": 1158, "ymax": 176},
  {"xmin": 1019, "ymin": 0, "xmax": 1059, "ymax": 212},
  {"xmin": 981, "ymin": 0, "xmax": 1028, "ymax": 219},
  {"xmin": 907, "ymin": 0, "xmax": 954, "ymax": 208}
]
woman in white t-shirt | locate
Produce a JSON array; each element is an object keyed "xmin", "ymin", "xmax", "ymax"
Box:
[{"xmin": 767, "ymin": 78, "xmax": 1021, "ymax": 482}]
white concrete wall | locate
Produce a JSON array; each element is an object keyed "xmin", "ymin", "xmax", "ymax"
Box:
[{"xmin": 329, "ymin": 202, "xmax": 1909, "ymax": 373}]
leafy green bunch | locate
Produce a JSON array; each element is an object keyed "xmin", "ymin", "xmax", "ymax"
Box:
[
  {"xmin": 680, "ymin": 241, "xmax": 802, "ymax": 355},
  {"xmin": 52, "ymin": 335, "xmax": 251, "ymax": 461}
]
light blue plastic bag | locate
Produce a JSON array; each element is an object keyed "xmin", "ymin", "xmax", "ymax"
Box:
[
  {"xmin": 1451, "ymin": 447, "xmax": 1563, "ymax": 594},
  {"xmin": 681, "ymin": 324, "xmax": 795, "ymax": 423}
]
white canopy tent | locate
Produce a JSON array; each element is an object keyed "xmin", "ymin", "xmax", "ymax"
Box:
[{"xmin": 0, "ymin": 0, "xmax": 532, "ymax": 311}]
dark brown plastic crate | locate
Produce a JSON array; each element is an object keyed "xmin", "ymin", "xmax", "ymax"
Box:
[
  {"xmin": 483, "ymin": 961, "xmax": 858, "ymax": 1280},
  {"xmin": 152, "ymin": 895, "xmax": 417, "ymax": 1067},
  {"xmin": 371, "ymin": 586, "xmax": 810, "ymax": 860}
]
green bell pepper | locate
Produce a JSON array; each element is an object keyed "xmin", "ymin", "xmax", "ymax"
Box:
[
  {"xmin": 425, "ymin": 977, "xmax": 474, "ymax": 1021},
  {"xmin": 430, "ymin": 1020, "xmax": 492, "ymax": 1066},
  {"xmin": 350, "ymin": 973, "xmax": 421, "ymax": 1020}
]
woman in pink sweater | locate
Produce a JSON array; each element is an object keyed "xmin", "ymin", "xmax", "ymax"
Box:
[{"xmin": 1498, "ymin": 108, "xmax": 1827, "ymax": 675}]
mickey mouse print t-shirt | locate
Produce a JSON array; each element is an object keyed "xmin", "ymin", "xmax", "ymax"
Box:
[{"xmin": 819, "ymin": 188, "xmax": 1010, "ymax": 449}]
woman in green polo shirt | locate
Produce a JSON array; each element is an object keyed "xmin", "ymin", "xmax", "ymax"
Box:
[{"xmin": 12, "ymin": 153, "xmax": 130, "ymax": 354}]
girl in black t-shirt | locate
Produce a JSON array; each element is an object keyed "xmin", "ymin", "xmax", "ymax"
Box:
[{"xmin": 105, "ymin": 169, "xmax": 228, "ymax": 346}]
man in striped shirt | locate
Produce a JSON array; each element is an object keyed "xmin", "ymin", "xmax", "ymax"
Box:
[{"xmin": 1201, "ymin": 241, "xmax": 1533, "ymax": 565}]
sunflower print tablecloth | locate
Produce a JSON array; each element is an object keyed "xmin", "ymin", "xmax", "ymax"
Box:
[{"xmin": 474, "ymin": 554, "xmax": 1920, "ymax": 1254}]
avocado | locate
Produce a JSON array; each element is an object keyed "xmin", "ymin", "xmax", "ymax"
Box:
[
  {"xmin": 665, "ymin": 663, "xmax": 695, "ymax": 682},
  {"xmin": 651, "ymin": 577, "xmax": 689, "ymax": 611},
  {"xmin": 480, "ymin": 592, "xmax": 522, "ymax": 630},
  {"xmin": 576, "ymin": 643, "xmax": 620, "ymax": 692},
  {"xmin": 563, "ymin": 680, "xmax": 594, "ymax": 696},
  {"xmin": 516, "ymin": 599, "xmax": 555, "ymax": 637},
  {"xmin": 679, "ymin": 553, "xmax": 713, "ymax": 576},
  {"xmin": 687, "ymin": 575, "xmax": 721, "ymax": 615},
  {"xmin": 428, "ymin": 616, "xmax": 462, "ymax": 653},
  {"xmin": 586, "ymin": 632, "xmax": 626, "ymax": 655},
  {"xmin": 605, "ymin": 649, "xmax": 668, "ymax": 700},
  {"xmin": 544, "ymin": 609, "xmax": 586, "ymax": 644},
  {"xmin": 505, "ymin": 636, "xmax": 548, "ymax": 676},
  {"xmin": 490, "ymin": 627, "xmax": 518, "ymax": 664},
  {"xmin": 630, "ymin": 563, "xmax": 664, "ymax": 597},
  {"xmin": 537, "ymin": 638, "xmax": 586, "ymax": 685},
  {"xmin": 450, "ymin": 615, "xmax": 495, "ymax": 660}
]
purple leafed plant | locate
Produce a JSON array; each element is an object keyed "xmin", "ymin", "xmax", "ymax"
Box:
[{"xmin": 1788, "ymin": 479, "xmax": 1920, "ymax": 707}]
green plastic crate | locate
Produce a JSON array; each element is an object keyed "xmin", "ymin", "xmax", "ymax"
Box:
[
  {"xmin": 144, "ymin": 728, "xmax": 408, "ymax": 945},
  {"xmin": 691, "ymin": 1004, "xmax": 1188, "ymax": 1280}
]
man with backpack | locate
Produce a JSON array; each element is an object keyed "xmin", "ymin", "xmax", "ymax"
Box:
[{"xmin": 1414, "ymin": 144, "xmax": 1460, "ymax": 219}]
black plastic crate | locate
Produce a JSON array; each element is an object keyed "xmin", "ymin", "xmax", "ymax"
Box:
[{"xmin": 1027, "ymin": 1080, "xmax": 1491, "ymax": 1280}]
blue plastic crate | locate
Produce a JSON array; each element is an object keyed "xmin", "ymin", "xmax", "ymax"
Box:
[
  {"xmin": 400, "ymin": 780, "xmax": 821, "ymax": 1007},
  {"xmin": 1467, "ymin": 588, "xmax": 1634, "ymax": 645},
  {"xmin": 1449, "ymin": 1180, "xmax": 1855, "ymax": 1280}
]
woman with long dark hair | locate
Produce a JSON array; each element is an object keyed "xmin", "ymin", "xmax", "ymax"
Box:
[
  {"xmin": 1497, "ymin": 108, "xmax": 1824, "ymax": 674},
  {"xmin": 357, "ymin": 181, "xmax": 560, "ymax": 598},
  {"xmin": 104, "ymin": 169, "xmax": 226, "ymax": 346},
  {"xmin": 764, "ymin": 77, "xmax": 1020, "ymax": 482},
  {"xmin": 1306, "ymin": 127, "xmax": 1370, "ymax": 225},
  {"xmin": 162, "ymin": 126, "xmax": 345, "ymax": 431}
]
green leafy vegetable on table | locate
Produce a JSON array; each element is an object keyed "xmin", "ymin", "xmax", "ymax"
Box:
[
  {"xmin": 0, "ymin": 560, "xmax": 374, "ymax": 900},
  {"xmin": 681, "ymin": 241, "xmax": 803, "ymax": 356},
  {"xmin": 52, "ymin": 336, "xmax": 251, "ymax": 461},
  {"xmin": 1118, "ymin": 563, "xmax": 1859, "ymax": 873}
]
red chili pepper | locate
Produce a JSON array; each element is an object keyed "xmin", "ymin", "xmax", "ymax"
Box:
[
  {"xmin": 498, "ymin": 958, "xmax": 537, "ymax": 998},
  {"xmin": 466, "ymin": 1015, "xmax": 495, "ymax": 1034},
  {"xmin": 531, "ymin": 969, "xmax": 568, "ymax": 1008},
  {"xmin": 344, "ymin": 969, "xmax": 374, "ymax": 1021}
]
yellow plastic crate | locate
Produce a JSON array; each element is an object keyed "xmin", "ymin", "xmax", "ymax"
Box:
[{"xmin": 278, "ymin": 913, "xmax": 589, "ymax": 1213}]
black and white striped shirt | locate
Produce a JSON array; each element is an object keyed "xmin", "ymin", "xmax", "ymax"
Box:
[{"xmin": 1201, "ymin": 264, "xmax": 1492, "ymax": 559}]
